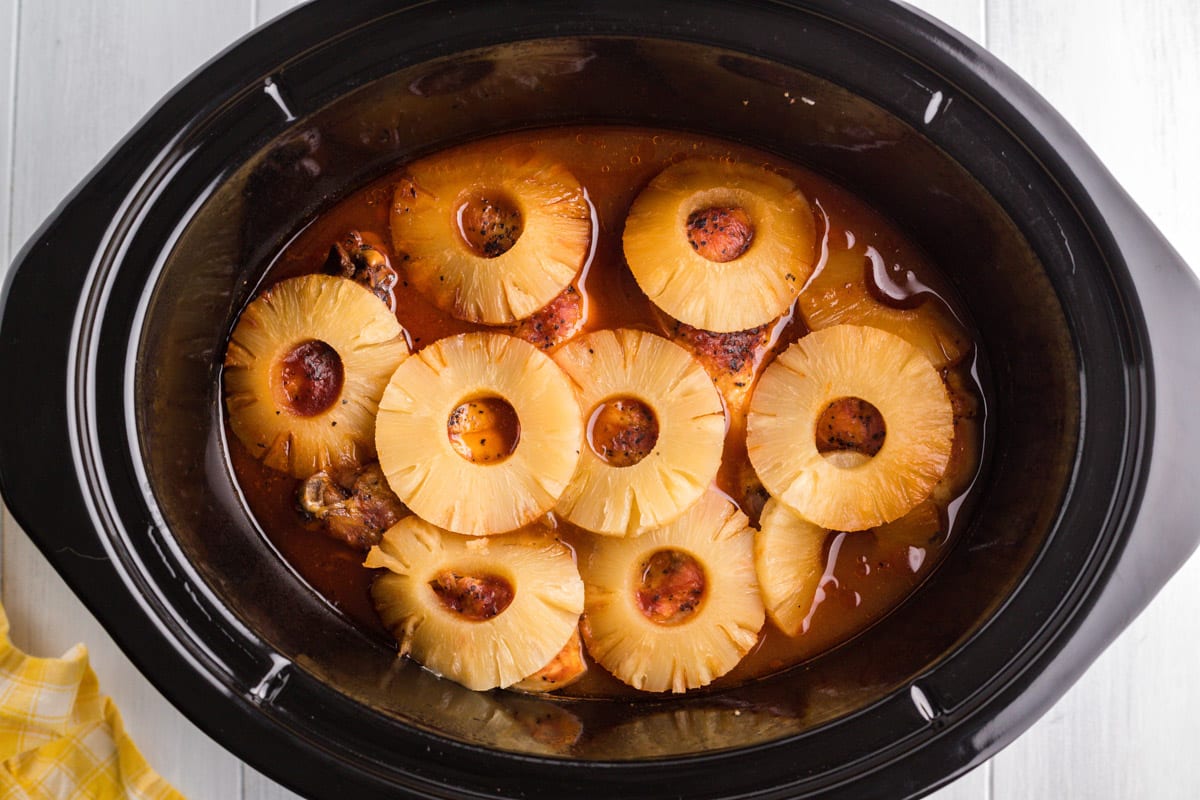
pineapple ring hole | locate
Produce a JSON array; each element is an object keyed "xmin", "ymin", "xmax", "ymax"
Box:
[
  {"xmin": 686, "ymin": 206, "xmax": 755, "ymax": 263},
  {"xmin": 456, "ymin": 192, "xmax": 524, "ymax": 258},
  {"xmin": 586, "ymin": 397, "xmax": 659, "ymax": 468},
  {"xmin": 274, "ymin": 339, "xmax": 345, "ymax": 417},
  {"xmin": 815, "ymin": 396, "xmax": 887, "ymax": 463},
  {"xmin": 447, "ymin": 396, "xmax": 522, "ymax": 464},
  {"xmin": 429, "ymin": 570, "xmax": 515, "ymax": 621},
  {"xmin": 635, "ymin": 549, "xmax": 707, "ymax": 626}
]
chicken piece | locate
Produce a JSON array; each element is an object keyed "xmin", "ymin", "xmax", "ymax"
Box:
[
  {"xmin": 736, "ymin": 460, "xmax": 771, "ymax": 527},
  {"xmin": 459, "ymin": 196, "xmax": 523, "ymax": 257},
  {"xmin": 944, "ymin": 366, "xmax": 981, "ymax": 420},
  {"xmin": 814, "ymin": 397, "xmax": 886, "ymax": 457},
  {"xmin": 686, "ymin": 206, "xmax": 755, "ymax": 262},
  {"xmin": 662, "ymin": 316, "xmax": 771, "ymax": 416},
  {"xmin": 931, "ymin": 366, "xmax": 982, "ymax": 505},
  {"xmin": 324, "ymin": 231, "xmax": 399, "ymax": 309},
  {"xmin": 429, "ymin": 571, "xmax": 514, "ymax": 620},
  {"xmin": 446, "ymin": 397, "xmax": 521, "ymax": 464},
  {"xmin": 636, "ymin": 549, "xmax": 707, "ymax": 624},
  {"xmin": 588, "ymin": 398, "xmax": 658, "ymax": 467},
  {"xmin": 299, "ymin": 462, "xmax": 406, "ymax": 549},
  {"xmin": 508, "ymin": 285, "xmax": 585, "ymax": 351},
  {"xmin": 511, "ymin": 627, "xmax": 588, "ymax": 693}
]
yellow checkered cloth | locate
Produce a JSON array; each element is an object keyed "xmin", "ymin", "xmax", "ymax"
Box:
[{"xmin": 0, "ymin": 605, "xmax": 182, "ymax": 799}]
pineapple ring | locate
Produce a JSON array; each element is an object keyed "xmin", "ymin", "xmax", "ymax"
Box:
[
  {"xmin": 224, "ymin": 274, "xmax": 410, "ymax": 478},
  {"xmin": 755, "ymin": 497, "xmax": 943, "ymax": 637},
  {"xmin": 365, "ymin": 517, "xmax": 584, "ymax": 691},
  {"xmin": 754, "ymin": 497, "xmax": 827, "ymax": 637},
  {"xmin": 579, "ymin": 489, "xmax": 764, "ymax": 693},
  {"xmin": 798, "ymin": 246, "xmax": 970, "ymax": 368},
  {"xmin": 375, "ymin": 332, "xmax": 582, "ymax": 535},
  {"xmin": 391, "ymin": 149, "xmax": 591, "ymax": 324},
  {"xmin": 747, "ymin": 325, "xmax": 954, "ymax": 531},
  {"xmin": 623, "ymin": 159, "xmax": 816, "ymax": 332},
  {"xmin": 552, "ymin": 329, "xmax": 726, "ymax": 537}
]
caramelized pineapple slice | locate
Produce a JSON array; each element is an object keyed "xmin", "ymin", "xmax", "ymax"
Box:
[
  {"xmin": 798, "ymin": 246, "xmax": 970, "ymax": 369},
  {"xmin": 552, "ymin": 329, "xmax": 725, "ymax": 536},
  {"xmin": 754, "ymin": 498, "xmax": 827, "ymax": 637},
  {"xmin": 623, "ymin": 159, "xmax": 816, "ymax": 332},
  {"xmin": 365, "ymin": 516, "xmax": 584, "ymax": 691},
  {"xmin": 748, "ymin": 325, "xmax": 953, "ymax": 531},
  {"xmin": 391, "ymin": 149, "xmax": 591, "ymax": 324},
  {"xmin": 375, "ymin": 332, "xmax": 582, "ymax": 535},
  {"xmin": 224, "ymin": 275, "xmax": 409, "ymax": 477},
  {"xmin": 510, "ymin": 627, "xmax": 587, "ymax": 693},
  {"xmin": 579, "ymin": 490, "xmax": 764, "ymax": 693},
  {"xmin": 755, "ymin": 497, "xmax": 943, "ymax": 637},
  {"xmin": 872, "ymin": 500, "xmax": 943, "ymax": 549}
]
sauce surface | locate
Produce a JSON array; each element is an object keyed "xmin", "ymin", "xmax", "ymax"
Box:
[{"xmin": 227, "ymin": 126, "xmax": 984, "ymax": 698}]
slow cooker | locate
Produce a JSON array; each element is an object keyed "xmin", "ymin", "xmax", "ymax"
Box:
[{"xmin": 2, "ymin": 1, "xmax": 1198, "ymax": 798}]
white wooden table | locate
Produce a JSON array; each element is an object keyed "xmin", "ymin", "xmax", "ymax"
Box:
[{"xmin": 1, "ymin": 1, "xmax": 1197, "ymax": 797}]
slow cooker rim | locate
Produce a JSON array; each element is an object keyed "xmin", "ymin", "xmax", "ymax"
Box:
[{"xmin": 115, "ymin": 10, "xmax": 1149, "ymax": 792}]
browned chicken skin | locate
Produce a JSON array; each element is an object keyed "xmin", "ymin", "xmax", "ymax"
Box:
[
  {"xmin": 636, "ymin": 550, "xmax": 707, "ymax": 625},
  {"xmin": 588, "ymin": 398, "xmax": 658, "ymax": 467},
  {"xmin": 277, "ymin": 340, "xmax": 344, "ymax": 417},
  {"xmin": 446, "ymin": 398, "xmax": 521, "ymax": 464},
  {"xmin": 508, "ymin": 284, "xmax": 585, "ymax": 351},
  {"xmin": 663, "ymin": 317, "xmax": 771, "ymax": 416},
  {"xmin": 657, "ymin": 311, "xmax": 775, "ymax": 520},
  {"xmin": 299, "ymin": 462, "xmax": 406, "ymax": 549},
  {"xmin": 429, "ymin": 571, "xmax": 515, "ymax": 620},
  {"xmin": 815, "ymin": 397, "xmax": 886, "ymax": 457},
  {"xmin": 324, "ymin": 231, "xmax": 399, "ymax": 309},
  {"xmin": 458, "ymin": 196, "xmax": 523, "ymax": 257},
  {"xmin": 686, "ymin": 206, "xmax": 755, "ymax": 262},
  {"xmin": 512, "ymin": 627, "xmax": 588, "ymax": 693},
  {"xmin": 736, "ymin": 461, "xmax": 771, "ymax": 527},
  {"xmin": 932, "ymin": 366, "xmax": 982, "ymax": 504}
]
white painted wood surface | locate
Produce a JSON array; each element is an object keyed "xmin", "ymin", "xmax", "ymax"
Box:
[
  {"xmin": 1, "ymin": 0, "xmax": 14, "ymax": 276},
  {"xmin": 0, "ymin": 1, "xmax": 1197, "ymax": 798}
]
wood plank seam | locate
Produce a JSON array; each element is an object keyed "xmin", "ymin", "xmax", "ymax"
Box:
[
  {"xmin": 978, "ymin": 0, "xmax": 988, "ymax": 49},
  {"xmin": 4, "ymin": 0, "xmax": 20, "ymax": 265},
  {"xmin": 1, "ymin": 0, "xmax": 25, "ymax": 598}
]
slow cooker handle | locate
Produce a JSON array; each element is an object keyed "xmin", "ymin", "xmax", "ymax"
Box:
[
  {"xmin": 990, "ymin": 178, "xmax": 1200, "ymax": 761},
  {"xmin": 0, "ymin": 168, "xmax": 125, "ymax": 567},
  {"xmin": 1091, "ymin": 176, "xmax": 1200, "ymax": 632}
]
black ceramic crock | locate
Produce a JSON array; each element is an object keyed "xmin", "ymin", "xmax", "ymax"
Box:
[{"xmin": 2, "ymin": 1, "xmax": 1199, "ymax": 798}]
